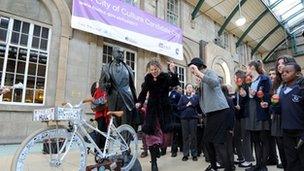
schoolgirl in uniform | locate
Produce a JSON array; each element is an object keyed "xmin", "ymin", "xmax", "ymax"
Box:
[{"xmin": 278, "ymin": 62, "xmax": 304, "ymax": 171}]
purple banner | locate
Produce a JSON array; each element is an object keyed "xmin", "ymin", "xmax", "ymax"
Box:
[{"xmin": 72, "ymin": 0, "xmax": 182, "ymax": 43}]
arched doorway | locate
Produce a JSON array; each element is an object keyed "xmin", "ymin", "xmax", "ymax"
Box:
[{"xmin": 211, "ymin": 56, "xmax": 231, "ymax": 85}]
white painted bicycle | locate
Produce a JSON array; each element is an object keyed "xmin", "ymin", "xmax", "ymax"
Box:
[{"xmin": 11, "ymin": 102, "xmax": 138, "ymax": 171}]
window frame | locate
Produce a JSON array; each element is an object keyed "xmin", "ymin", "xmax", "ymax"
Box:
[
  {"xmin": 0, "ymin": 13, "xmax": 51, "ymax": 106},
  {"xmin": 222, "ymin": 31, "xmax": 229, "ymax": 49},
  {"xmin": 122, "ymin": 0, "xmax": 140, "ymax": 6},
  {"xmin": 175, "ymin": 65, "xmax": 186, "ymax": 89},
  {"xmin": 166, "ymin": 0, "xmax": 180, "ymax": 26}
]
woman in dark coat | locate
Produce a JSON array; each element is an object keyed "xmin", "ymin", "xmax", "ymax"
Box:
[{"xmin": 136, "ymin": 60, "xmax": 180, "ymax": 171}]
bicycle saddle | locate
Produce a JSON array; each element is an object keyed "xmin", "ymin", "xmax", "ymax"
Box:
[{"xmin": 107, "ymin": 111, "xmax": 124, "ymax": 117}]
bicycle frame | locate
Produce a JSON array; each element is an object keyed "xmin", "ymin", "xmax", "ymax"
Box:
[
  {"xmin": 12, "ymin": 102, "xmax": 137, "ymax": 171},
  {"xmin": 53, "ymin": 105, "xmax": 129, "ymax": 164},
  {"xmin": 79, "ymin": 116, "xmax": 129, "ymax": 158}
]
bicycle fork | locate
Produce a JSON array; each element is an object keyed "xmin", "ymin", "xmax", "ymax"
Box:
[
  {"xmin": 45, "ymin": 124, "xmax": 79, "ymax": 167},
  {"xmin": 103, "ymin": 117, "xmax": 114, "ymax": 157}
]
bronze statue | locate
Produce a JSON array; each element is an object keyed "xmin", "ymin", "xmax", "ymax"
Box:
[{"xmin": 99, "ymin": 47, "xmax": 137, "ymax": 125}]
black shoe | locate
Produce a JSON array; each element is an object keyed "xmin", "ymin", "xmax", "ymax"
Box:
[
  {"xmin": 245, "ymin": 165, "xmax": 260, "ymax": 171},
  {"xmin": 216, "ymin": 163, "xmax": 224, "ymax": 169},
  {"xmin": 277, "ymin": 163, "xmax": 283, "ymax": 169},
  {"xmin": 239, "ymin": 161, "xmax": 253, "ymax": 168},
  {"xmin": 182, "ymin": 156, "xmax": 188, "ymax": 161},
  {"xmin": 140, "ymin": 151, "xmax": 148, "ymax": 158},
  {"xmin": 192, "ymin": 156, "xmax": 198, "ymax": 161},
  {"xmin": 171, "ymin": 152, "xmax": 177, "ymax": 157},
  {"xmin": 205, "ymin": 165, "xmax": 217, "ymax": 171},
  {"xmin": 260, "ymin": 165, "xmax": 268, "ymax": 171},
  {"xmin": 265, "ymin": 159, "xmax": 278, "ymax": 166},
  {"xmin": 234, "ymin": 159, "xmax": 245, "ymax": 164}
]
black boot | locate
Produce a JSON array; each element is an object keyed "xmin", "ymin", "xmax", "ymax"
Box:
[
  {"xmin": 149, "ymin": 146, "xmax": 159, "ymax": 171},
  {"xmin": 161, "ymin": 147, "xmax": 167, "ymax": 155},
  {"xmin": 151, "ymin": 160, "xmax": 158, "ymax": 171}
]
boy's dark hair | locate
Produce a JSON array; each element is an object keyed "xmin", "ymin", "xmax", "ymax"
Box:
[
  {"xmin": 285, "ymin": 62, "xmax": 301, "ymax": 73},
  {"xmin": 269, "ymin": 68, "xmax": 275, "ymax": 72},
  {"xmin": 234, "ymin": 70, "xmax": 246, "ymax": 78},
  {"xmin": 285, "ymin": 62, "xmax": 304, "ymax": 89},
  {"xmin": 248, "ymin": 60, "xmax": 264, "ymax": 74},
  {"xmin": 185, "ymin": 83, "xmax": 193, "ymax": 89},
  {"xmin": 273, "ymin": 55, "xmax": 296, "ymax": 90}
]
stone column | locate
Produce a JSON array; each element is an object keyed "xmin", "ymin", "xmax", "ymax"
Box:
[{"xmin": 49, "ymin": 0, "xmax": 72, "ymax": 105}]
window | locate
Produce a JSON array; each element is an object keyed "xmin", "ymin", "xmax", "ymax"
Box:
[
  {"xmin": 0, "ymin": 15, "xmax": 50, "ymax": 104},
  {"xmin": 236, "ymin": 43, "xmax": 245, "ymax": 65},
  {"xmin": 222, "ymin": 31, "xmax": 229, "ymax": 49},
  {"xmin": 102, "ymin": 44, "xmax": 137, "ymax": 85},
  {"xmin": 166, "ymin": 0, "xmax": 179, "ymax": 25},
  {"xmin": 176, "ymin": 65, "xmax": 185, "ymax": 88},
  {"xmin": 102, "ymin": 45, "xmax": 113, "ymax": 68},
  {"xmin": 125, "ymin": 51, "xmax": 136, "ymax": 77},
  {"xmin": 265, "ymin": 0, "xmax": 304, "ymax": 32},
  {"xmin": 214, "ymin": 29, "xmax": 228, "ymax": 49},
  {"xmin": 120, "ymin": 0, "xmax": 139, "ymax": 6}
]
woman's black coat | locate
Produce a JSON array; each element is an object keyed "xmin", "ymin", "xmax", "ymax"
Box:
[{"xmin": 137, "ymin": 72, "xmax": 180, "ymax": 135}]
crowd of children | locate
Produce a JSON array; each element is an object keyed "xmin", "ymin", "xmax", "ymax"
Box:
[
  {"xmin": 84, "ymin": 55, "xmax": 303, "ymax": 171},
  {"xmin": 136, "ymin": 56, "xmax": 303, "ymax": 171}
]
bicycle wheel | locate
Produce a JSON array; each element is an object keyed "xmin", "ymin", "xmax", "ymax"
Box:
[
  {"xmin": 107, "ymin": 124, "xmax": 138, "ymax": 171},
  {"xmin": 11, "ymin": 125, "xmax": 87, "ymax": 171}
]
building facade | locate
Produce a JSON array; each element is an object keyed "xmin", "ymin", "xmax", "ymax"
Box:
[{"xmin": 0, "ymin": 0, "xmax": 258, "ymax": 144}]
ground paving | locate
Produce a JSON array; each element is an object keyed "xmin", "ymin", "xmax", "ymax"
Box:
[{"xmin": 0, "ymin": 144, "xmax": 280, "ymax": 171}]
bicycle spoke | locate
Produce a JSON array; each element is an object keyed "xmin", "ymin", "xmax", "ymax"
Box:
[{"xmin": 12, "ymin": 127, "xmax": 87, "ymax": 171}]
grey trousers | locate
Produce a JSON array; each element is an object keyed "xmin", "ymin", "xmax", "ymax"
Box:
[
  {"xmin": 241, "ymin": 118, "xmax": 255, "ymax": 162},
  {"xmin": 234, "ymin": 118, "xmax": 255, "ymax": 162},
  {"xmin": 181, "ymin": 119, "xmax": 198, "ymax": 157}
]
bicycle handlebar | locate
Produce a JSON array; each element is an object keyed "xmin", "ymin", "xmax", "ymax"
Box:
[{"xmin": 61, "ymin": 101, "xmax": 84, "ymax": 108}]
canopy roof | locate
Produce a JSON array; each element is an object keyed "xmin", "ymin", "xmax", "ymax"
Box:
[{"xmin": 189, "ymin": 0, "xmax": 304, "ymax": 60}]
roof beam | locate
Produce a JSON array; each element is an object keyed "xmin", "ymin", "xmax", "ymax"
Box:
[
  {"xmin": 218, "ymin": 0, "xmax": 248, "ymax": 36},
  {"xmin": 269, "ymin": 0, "xmax": 284, "ymax": 8},
  {"xmin": 260, "ymin": 0, "xmax": 289, "ymax": 35},
  {"xmin": 282, "ymin": 9, "xmax": 304, "ymax": 24},
  {"xmin": 235, "ymin": 1, "xmax": 283, "ymax": 48},
  {"xmin": 291, "ymin": 24, "xmax": 304, "ymax": 34},
  {"xmin": 263, "ymin": 37, "xmax": 288, "ymax": 62},
  {"xmin": 191, "ymin": 0, "xmax": 206, "ymax": 20},
  {"xmin": 236, "ymin": 9, "xmax": 268, "ymax": 47},
  {"xmin": 279, "ymin": 1, "xmax": 302, "ymax": 17},
  {"xmin": 251, "ymin": 24, "xmax": 281, "ymax": 56}
]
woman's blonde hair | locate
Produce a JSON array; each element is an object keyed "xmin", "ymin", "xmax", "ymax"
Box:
[{"xmin": 146, "ymin": 59, "xmax": 162, "ymax": 70}]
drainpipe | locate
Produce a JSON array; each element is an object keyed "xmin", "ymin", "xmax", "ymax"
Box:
[{"xmin": 155, "ymin": 0, "xmax": 158, "ymax": 17}]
